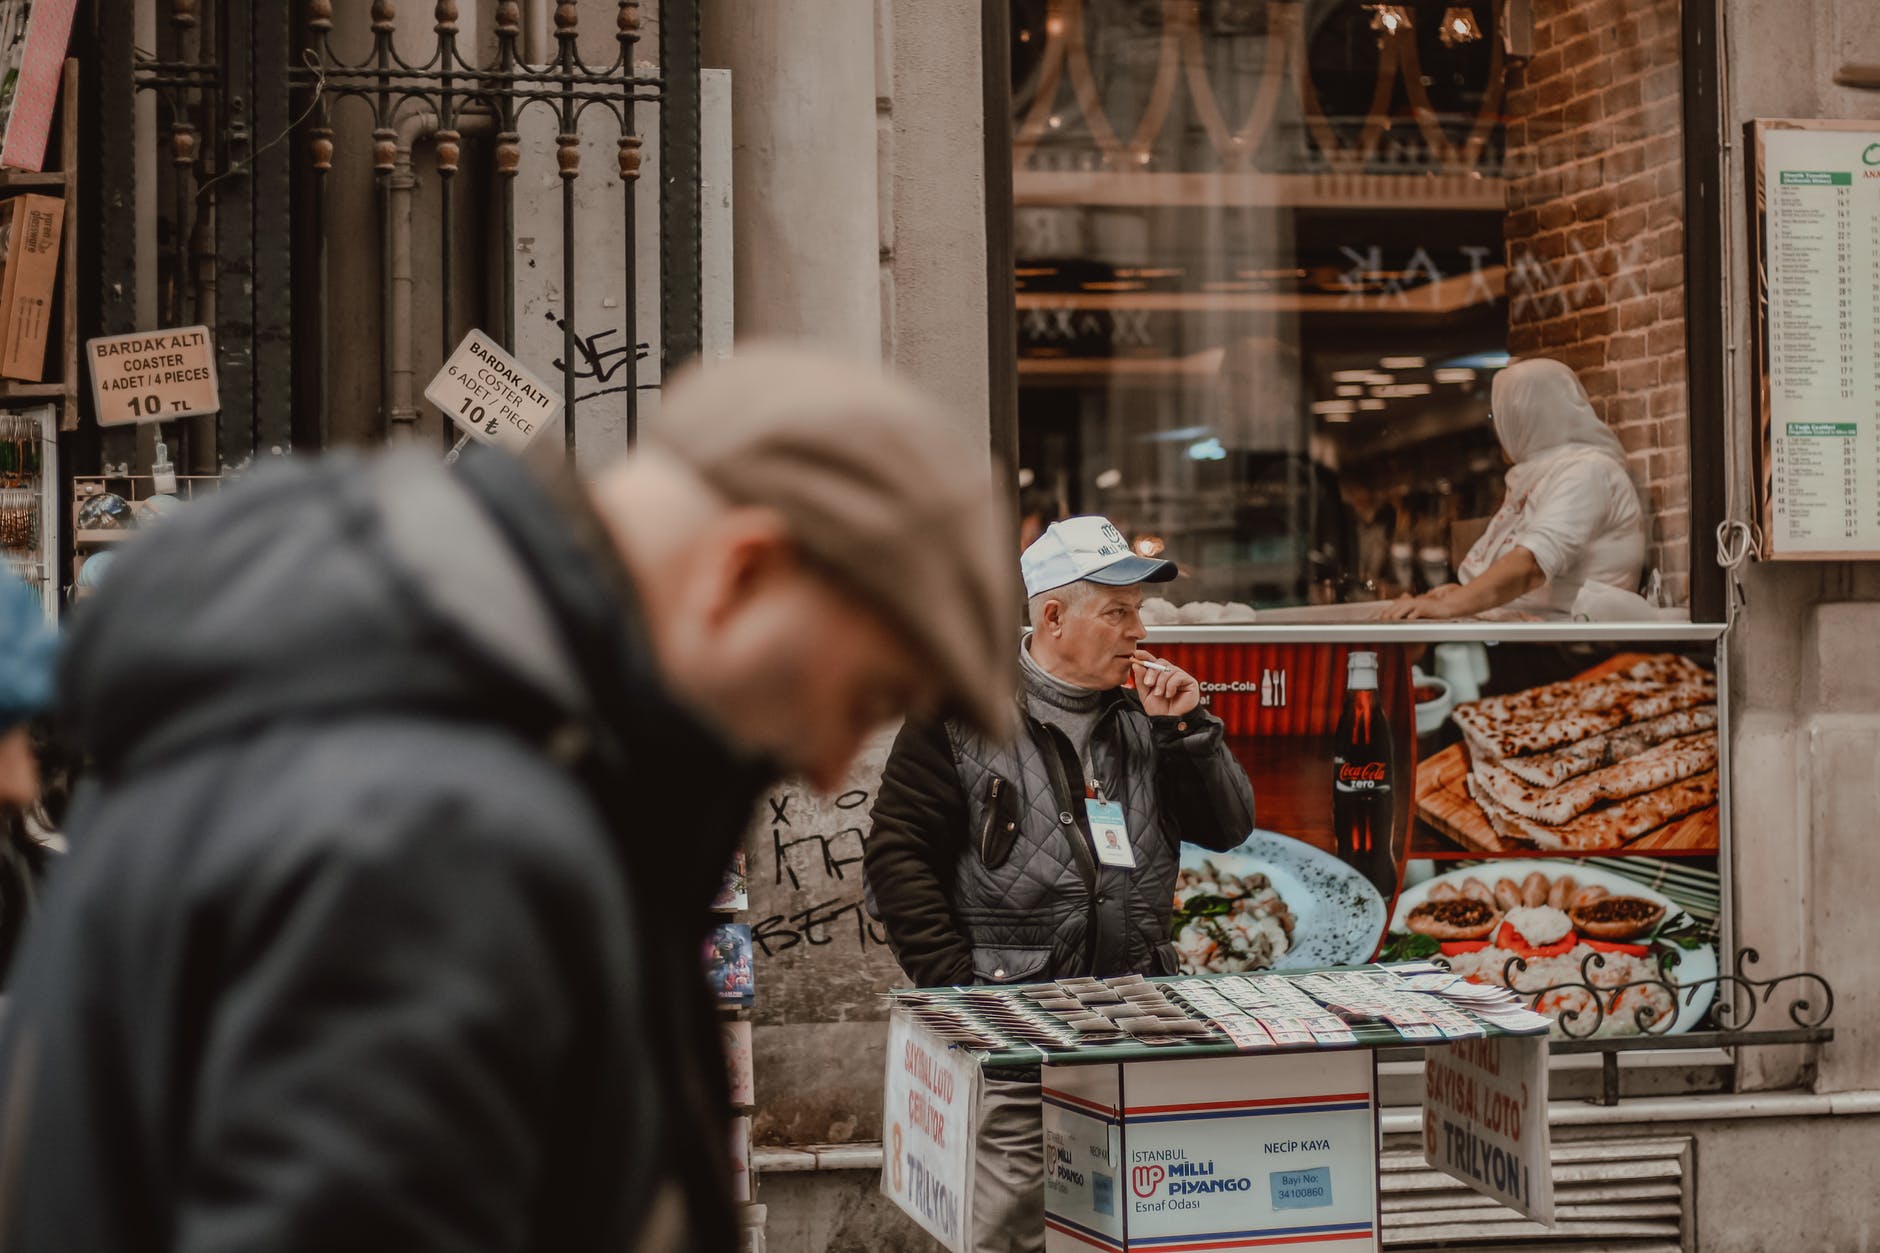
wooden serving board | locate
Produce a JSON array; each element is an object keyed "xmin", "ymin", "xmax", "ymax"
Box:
[{"xmin": 1412, "ymin": 653, "xmax": 1720, "ymax": 857}]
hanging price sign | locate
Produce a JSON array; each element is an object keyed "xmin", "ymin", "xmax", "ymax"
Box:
[
  {"xmin": 87, "ymin": 326, "xmax": 221, "ymax": 426},
  {"xmin": 425, "ymin": 328, "xmax": 564, "ymax": 454}
]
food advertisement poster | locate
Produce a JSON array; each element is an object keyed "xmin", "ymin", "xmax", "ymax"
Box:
[
  {"xmin": 1423, "ymin": 1036, "xmax": 1554, "ymax": 1224},
  {"xmin": 1152, "ymin": 642, "xmax": 1418, "ymax": 977},
  {"xmin": 883, "ymin": 1012, "xmax": 976, "ymax": 1253},
  {"xmin": 1147, "ymin": 638, "xmax": 1722, "ymax": 1039}
]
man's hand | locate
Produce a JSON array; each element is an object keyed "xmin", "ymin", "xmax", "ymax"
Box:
[{"xmin": 1131, "ymin": 651, "xmax": 1200, "ymax": 717}]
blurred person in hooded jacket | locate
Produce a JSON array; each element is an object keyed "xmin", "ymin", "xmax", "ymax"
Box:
[
  {"xmin": 1385, "ymin": 357, "xmax": 1647, "ymax": 621},
  {"xmin": 0, "ymin": 568, "xmax": 58, "ymax": 981},
  {"xmin": 0, "ymin": 347, "xmax": 1016, "ymax": 1253}
]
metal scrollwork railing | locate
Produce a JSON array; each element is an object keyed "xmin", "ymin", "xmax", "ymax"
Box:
[
  {"xmin": 114, "ymin": 0, "xmax": 695, "ymax": 467},
  {"xmin": 288, "ymin": 0, "xmax": 655, "ymax": 453},
  {"xmin": 1417, "ymin": 945, "xmax": 1837, "ymax": 1107},
  {"xmin": 1481, "ymin": 945, "xmax": 1836, "ymax": 1042}
]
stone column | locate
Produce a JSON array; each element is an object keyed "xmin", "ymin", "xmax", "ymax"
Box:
[{"xmin": 701, "ymin": 0, "xmax": 882, "ymax": 362}]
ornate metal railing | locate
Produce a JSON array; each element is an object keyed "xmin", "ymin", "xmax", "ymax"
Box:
[
  {"xmin": 289, "ymin": 0, "xmax": 653, "ymax": 455},
  {"xmin": 1492, "ymin": 945, "xmax": 1834, "ymax": 1043},
  {"xmin": 1416, "ymin": 946, "xmax": 1839, "ymax": 1107},
  {"xmin": 99, "ymin": 0, "xmax": 699, "ymax": 470}
]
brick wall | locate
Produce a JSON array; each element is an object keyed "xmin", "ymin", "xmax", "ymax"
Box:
[{"xmin": 1503, "ymin": 0, "xmax": 1690, "ymax": 604}]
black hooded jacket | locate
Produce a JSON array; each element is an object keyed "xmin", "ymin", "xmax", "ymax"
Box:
[{"xmin": 0, "ymin": 449, "xmax": 769, "ymax": 1253}]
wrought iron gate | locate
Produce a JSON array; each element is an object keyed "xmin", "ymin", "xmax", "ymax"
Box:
[{"xmin": 83, "ymin": 0, "xmax": 700, "ymax": 473}]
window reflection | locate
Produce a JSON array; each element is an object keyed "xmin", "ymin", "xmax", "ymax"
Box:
[{"xmin": 1011, "ymin": 0, "xmax": 1690, "ymax": 622}]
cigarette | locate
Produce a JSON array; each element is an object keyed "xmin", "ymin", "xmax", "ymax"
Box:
[{"xmin": 1135, "ymin": 658, "xmax": 1173, "ymax": 672}]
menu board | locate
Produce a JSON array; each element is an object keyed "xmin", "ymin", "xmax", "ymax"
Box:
[{"xmin": 1753, "ymin": 120, "xmax": 1880, "ymax": 558}]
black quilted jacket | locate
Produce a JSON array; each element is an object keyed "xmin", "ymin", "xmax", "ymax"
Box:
[{"xmin": 864, "ymin": 693, "xmax": 1255, "ymax": 989}]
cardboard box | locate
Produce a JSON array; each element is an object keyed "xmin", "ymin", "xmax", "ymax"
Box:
[
  {"xmin": 1043, "ymin": 1051, "xmax": 1381, "ymax": 1252},
  {"xmin": 0, "ymin": 191, "xmax": 61, "ymax": 380}
]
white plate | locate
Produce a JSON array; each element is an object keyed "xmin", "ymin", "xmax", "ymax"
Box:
[
  {"xmin": 1390, "ymin": 860, "xmax": 1718, "ymax": 1036},
  {"xmin": 1179, "ymin": 831, "xmax": 1388, "ymax": 971}
]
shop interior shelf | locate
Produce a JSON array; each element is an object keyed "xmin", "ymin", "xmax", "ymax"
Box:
[
  {"xmin": 0, "ymin": 381, "xmax": 67, "ymax": 401},
  {"xmin": 73, "ymin": 529, "xmax": 132, "ymax": 545},
  {"xmin": 0, "ymin": 169, "xmax": 68, "ymax": 190}
]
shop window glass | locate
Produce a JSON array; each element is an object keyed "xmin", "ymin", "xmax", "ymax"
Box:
[{"xmin": 1011, "ymin": 0, "xmax": 1693, "ymax": 622}]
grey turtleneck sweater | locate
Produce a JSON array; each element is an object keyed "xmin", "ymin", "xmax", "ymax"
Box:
[{"xmin": 1020, "ymin": 636, "xmax": 1105, "ymax": 776}]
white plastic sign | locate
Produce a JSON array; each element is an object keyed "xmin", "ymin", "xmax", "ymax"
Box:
[
  {"xmin": 424, "ymin": 329, "xmax": 563, "ymax": 453},
  {"xmin": 1422, "ymin": 1035, "xmax": 1554, "ymax": 1224},
  {"xmin": 88, "ymin": 326, "xmax": 220, "ymax": 426},
  {"xmin": 882, "ymin": 1012, "xmax": 975, "ymax": 1252}
]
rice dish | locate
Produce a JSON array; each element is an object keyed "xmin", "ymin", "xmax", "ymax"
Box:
[
  {"xmin": 1172, "ymin": 860, "xmax": 1295, "ymax": 974},
  {"xmin": 1501, "ymin": 905, "xmax": 1571, "ymax": 946}
]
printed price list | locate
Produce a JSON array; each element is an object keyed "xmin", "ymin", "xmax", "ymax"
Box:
[{"xmin": 1763, "ymin": 127, "xmax": 1880, "ymax": 553}]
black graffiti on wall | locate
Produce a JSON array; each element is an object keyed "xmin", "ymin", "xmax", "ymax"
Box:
[{"xmin": 752, "ymin": 787, "xmax": 893, "ymax": 957}]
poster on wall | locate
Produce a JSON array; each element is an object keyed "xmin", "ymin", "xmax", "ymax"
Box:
[
  {"xmin": 1395, "ymin": 640, "xmax": 1721, "ymax": 1038},
  {"xmin": 1749, "ymin": 119, "xmax": 1880, "ymax": 559},
  {"xmin": 1153, "ymin": 641, "xmax": 1418, "ymax": 977},
  {"xmin": 1147, "ymin": 636, "xmax": 1722, "ymax": 1039}
]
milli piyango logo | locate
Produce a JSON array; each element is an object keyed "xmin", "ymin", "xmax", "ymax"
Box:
[
  {"xmin": 1862, "ymin": 141, "xmax": 1880, "ymax": 167},
  {"xmin": 1131, "ymin": 1164, "xmax": 1165, "ymax": 1198}
]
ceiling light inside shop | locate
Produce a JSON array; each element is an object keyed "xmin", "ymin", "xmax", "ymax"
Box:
[
  {"xmin": 1440, "ymin": 350, "xmax": 1513, "ymax": 370},
  {"xmin": 1434, "ymin": 367, "xmax": 1477, "ymax": 384},
  {"xmin": 1018, "ymin": 467, "xmax": 1035, "ymax": 488},
  {"xmin": 1336, "ymin": 385, "xmax": 1364, "ymax": 397},
  {"xmin": 1323, "ymin": 413, "xmax": 1354, "ymax": 424},
  {"xmin": 1379, "ymin": 356, "xmax": 1425, "ymax": 369},
  {"xmin": 1359, "ymin": 399, "xmax": 1387, "ymax": 410},
  {"xmin": 1439, "ymin": 6, "xmax": 1483, "ymax": 47},
  {"xmin": 1141, "ymin": 425, "xmax": 1214, "ymax": 443},
  {"xmin": 1135, "ymin": 536, "xmax": 1167, "ymax": 557},
  {"xmin": 1095, "ymin": 468, "xmax": 1123, "ymax": 490},
  {"xmin": 1371, "ymin": 383, "xmax": 1433, "ymax": 398},
  {"xmin": 1048, "ymin": 114, "xmax": 1063, "ymax": 129},
  {"xmin": 1367, "ymin": 4, "xmax": 1412, "ymax": 35},
  {"xmin": 1332, "ymin": 370, "xmax": 1374, "ymax": 383},
  {"xmin": 1185, "ymin": 438, "xmax": 1227, "ymax": 462},
  {"xmin": 1312, "ymin": 400, "xmax": 1357, "ymax": 416}
]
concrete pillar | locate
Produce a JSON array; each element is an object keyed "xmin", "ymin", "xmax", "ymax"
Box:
[
  {"xmin": 702, "ymin": 0, "xmax": 882, "ymax": 362},
  {"xmin": 884, "ymin": 0, "xmax": 991, "ymax": 459}
]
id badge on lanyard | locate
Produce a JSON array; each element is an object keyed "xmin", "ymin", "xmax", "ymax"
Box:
[{"xmin": 1086, "ymin": 797, "xmax": 1136, "ymax": 869}]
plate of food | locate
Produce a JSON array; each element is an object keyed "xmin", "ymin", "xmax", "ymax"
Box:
[
  {"xmin": 1175, "ymin": 831, "xmax": 1388, "ymax": 974},
  {"xmin": 1385, "ymin": 861, "xmax": 1718, "ymax": 1036}
]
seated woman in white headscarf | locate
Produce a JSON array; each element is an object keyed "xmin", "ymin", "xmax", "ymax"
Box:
[{"xmin": 1385, "ymin": 357, "xmax": 1647, "ymax": 621}]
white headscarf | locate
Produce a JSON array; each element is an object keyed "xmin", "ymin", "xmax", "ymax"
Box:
[{"xmin": 1490, "ymin": 357, "xmax": 1631, "ymax": 495}]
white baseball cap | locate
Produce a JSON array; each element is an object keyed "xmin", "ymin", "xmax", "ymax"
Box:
[{"xmin": 1021, "ymin": 515, "xmax": 1176, "ymax": 598}]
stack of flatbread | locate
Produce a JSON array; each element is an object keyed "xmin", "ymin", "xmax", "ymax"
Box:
[{"xmin": 1451, "ymin": 654, "xmax": 1719, "ymax": 852}]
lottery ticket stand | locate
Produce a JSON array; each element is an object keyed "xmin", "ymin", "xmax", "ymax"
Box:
[{"xmin": 882, "ymin": 964, "xmax": 1553, "ymax": 1253}]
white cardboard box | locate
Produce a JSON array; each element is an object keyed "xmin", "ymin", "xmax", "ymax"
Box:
[{"xmin": 1043, "ymin": 1051, "xmax": 1381, "ymax": 1252}]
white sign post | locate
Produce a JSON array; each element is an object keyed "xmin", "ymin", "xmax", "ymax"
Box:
[
  {"xmin": 1422, "ymin": 1035, "xmax": 1554, "ymax": 1224},
  {"xmin": 425, "ymin": 329, "xmax": 564, "ymax": 456},
  {"xmin": 882, "ymin": 1012, "xmax": 976, "ymax": 1253},
  {"xmin": 87, "ymin": 326, "xmax": 220, "ymax": 426}
]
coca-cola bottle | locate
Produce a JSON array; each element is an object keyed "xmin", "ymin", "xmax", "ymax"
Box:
[{"xmin": 1333, "ymin": 650, "xmax": 1397, "ymax": 901}]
